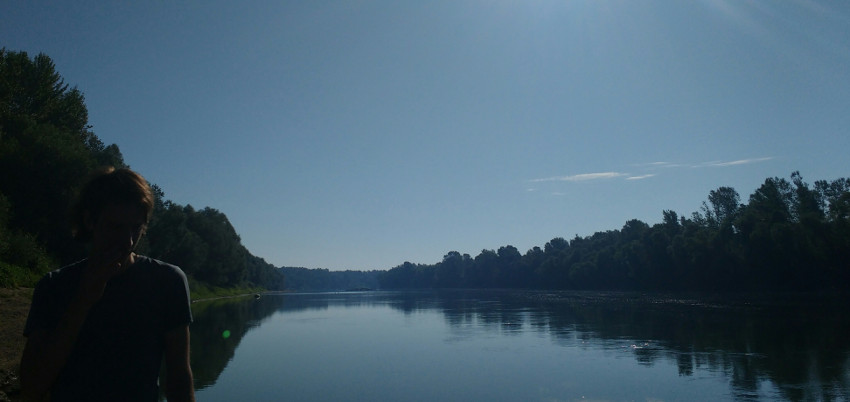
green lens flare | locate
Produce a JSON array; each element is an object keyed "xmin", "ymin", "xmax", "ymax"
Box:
[{"xmin": 222, "ymin": 330, "xmax": 231, "ymax": 339}]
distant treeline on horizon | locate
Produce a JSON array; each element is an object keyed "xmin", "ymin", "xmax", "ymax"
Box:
[
  {"xmin": 376, "ymin": 171, "xmax": 850, "ymax": 292},
  {"xmin": 2, "ymin": 49, "xmax": 849, "ymax": 294},
  {"xmin": 282, "ymin": 170, "xmax": 850, "ymax": 293}
]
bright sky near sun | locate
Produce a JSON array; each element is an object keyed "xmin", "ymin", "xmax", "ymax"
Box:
[{"xmin": 2, "ymin": 1, "xmax": 849, "ymax": 270}]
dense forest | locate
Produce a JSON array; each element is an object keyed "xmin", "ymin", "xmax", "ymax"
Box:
[
  {"xmin": 0, "ymin": 49, "xmax": 283, "ymax": 290},
  {"xmin": 378, "ymin": 175, "xmax": 850, "ymax": 292}
]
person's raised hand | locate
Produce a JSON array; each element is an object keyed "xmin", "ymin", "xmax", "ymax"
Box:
[{"xmin": 78, "ymin": 247, "xmax": 134, "ymax": 305}]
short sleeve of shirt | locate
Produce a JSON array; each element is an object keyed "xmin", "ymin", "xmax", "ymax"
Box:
[
  {"xmin": 23, "ymin": 263, "xmax": 83, "ymax": 337},
  {"xmin": 158, "ymin": 259, "xmax": 193, "ymax": 331}
]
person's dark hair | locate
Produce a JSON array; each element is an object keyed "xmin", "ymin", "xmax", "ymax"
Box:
[{"xmin": 70, "ymin": 167, "xmax": 154, "ymax": 242}]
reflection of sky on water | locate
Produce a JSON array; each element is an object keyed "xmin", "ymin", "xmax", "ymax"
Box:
[{"xmin": 189, "ymin": 291, "xmax": 849, "ymax": 402}]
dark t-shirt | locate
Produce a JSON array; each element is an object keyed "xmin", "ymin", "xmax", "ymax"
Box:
[{"xmin": 24, "ymin": 255, "xmax": 192, "ymax": 402}]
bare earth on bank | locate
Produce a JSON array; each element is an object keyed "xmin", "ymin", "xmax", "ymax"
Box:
[{"xmin": 0, "ymin": 288, "xmax": 31, "ymax": 402}]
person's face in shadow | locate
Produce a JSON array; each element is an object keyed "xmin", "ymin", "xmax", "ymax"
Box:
[{"xmin": 88, "ymin": 203, "xmax": 146, "ymax": 266}]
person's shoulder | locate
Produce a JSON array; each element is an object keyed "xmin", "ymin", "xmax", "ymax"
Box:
[
  {"xmin": 37, "ymin": 259, "xmax": 86, "ymax": 284},
  {"xmin": 135, "ymin": 255, "xmax": 188, "ymax": 278},
  {"xmin": 134, "ymin": 256, "xmax": 191, "ymax": 302},
  {"xmin": 31, "ymin": 259, "xmax": 87, "ymax": 297},
  {"xmin": 136, "ymin": 254, "xmax": 178, "ymax": 269}
]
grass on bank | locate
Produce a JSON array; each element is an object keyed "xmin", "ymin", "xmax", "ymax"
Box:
[
  {"xmin": 0, "ymin": 262, "xmax": 44, "ymax": 288},
  {"xmin": 187, "ymin": 278, "xmax": 265, "ymax": 302}
]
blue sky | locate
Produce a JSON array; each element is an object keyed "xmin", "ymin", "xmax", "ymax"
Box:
[{"xmin": 3, "ymin": 1, "xmax": 849, "ymax": 270}]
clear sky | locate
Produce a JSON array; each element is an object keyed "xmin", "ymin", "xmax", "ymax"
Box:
[{"xmin": 3, "ymin": 1, "xmax": 849, "ymax": 270}]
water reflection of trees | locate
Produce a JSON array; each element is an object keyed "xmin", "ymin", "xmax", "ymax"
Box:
[
  {"xmin": 189, "ymin": 292, "xmax": 387, "ymax": 391},
  {"xmin": 382, "ymin": 290, "xmax": 850, "ymax": 402},
  {"xmin": 190, "ymin": 297, "xmax": 283, "ymax": 390},
  {"xmin": 188, "ymin": 291, "xmax": 849, "ymax": 401}
]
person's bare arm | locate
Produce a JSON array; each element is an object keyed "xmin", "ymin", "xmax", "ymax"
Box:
[
  {"xmin": 164, "ymin": 325, "xmax": 195, "ymax": 402},
  {"xmin": 19, "ymin": 250, "xmax": 130, "ymax": 401}
]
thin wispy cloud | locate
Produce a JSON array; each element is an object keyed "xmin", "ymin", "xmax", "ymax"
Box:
[
  {"xmin": 530, "ymin": 172, "xmax": 627, "ymax": 182},
  {"xmin": 626, "ymin": 174, "xmax": 656, "ymax": 180},
  {"xmin": 701, "ymin": 157, "xmax": 774, "ymax": 167},
  {"xmin": 634, "ymin": 162, "xmax": 681, "ymax": 168},
  {"xmin": 530, "ymin": 156, "xmax": 773, "ymax": 189},
  {"xmin": 639, "ymin": 157, "xmax": 775, "ymax": 170}
]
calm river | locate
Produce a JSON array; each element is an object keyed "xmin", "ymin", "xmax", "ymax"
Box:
[{"xmin": 183, "ymin": 290, "xmax": 850, "ymax": 401}]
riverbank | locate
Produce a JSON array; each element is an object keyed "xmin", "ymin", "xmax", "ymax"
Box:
[
  {"xmin": 0, "ymin": 288, "xmax": 30, "ymax": 402},
  {"xmin": 188, "ymin": 281, "xmax": 266, "ymax": 302}
]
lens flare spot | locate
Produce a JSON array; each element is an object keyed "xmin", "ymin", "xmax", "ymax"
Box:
[{"xmin": 222, "ymin": 330, "xmax": 231, "ymax": 339}]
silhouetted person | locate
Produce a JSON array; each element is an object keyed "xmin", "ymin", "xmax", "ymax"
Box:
[{"xmin": 20, "ymin": 167, "xmax": 195, "ymax": 401}]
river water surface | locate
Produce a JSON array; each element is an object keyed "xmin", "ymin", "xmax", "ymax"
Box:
[{"xmin": 185, "ymin": 290, "xmax": 850, "ymax": 401}]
